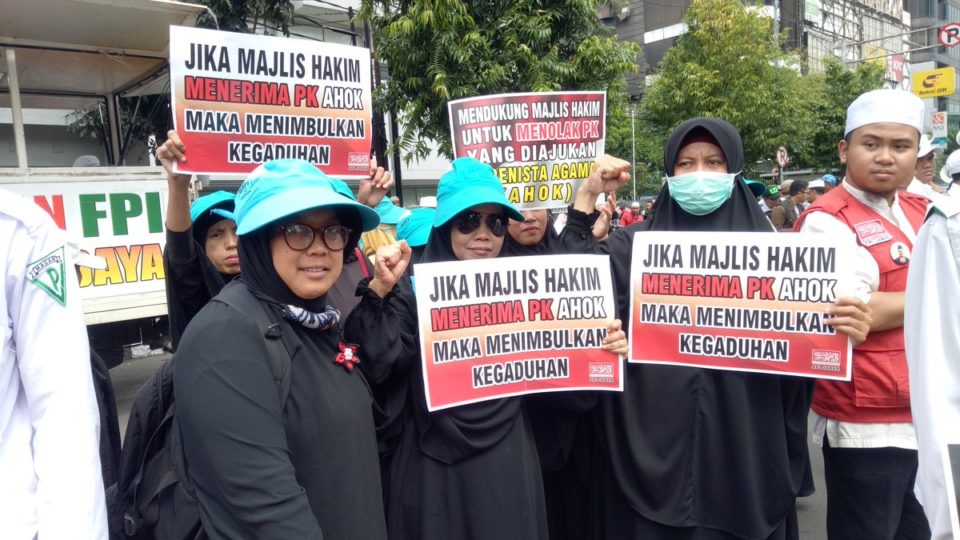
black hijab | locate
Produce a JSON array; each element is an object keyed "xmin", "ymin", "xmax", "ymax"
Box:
[
  {"xmin": 597, "ymin": 117, "xmax": 813, "ymax": 538},
  {"xmin": 638, "ymin": 117, "xmax": 771, "ymax": 234},
  {"xmin": 238, "ymin": 227, "xmax": 329, "ymax": 313},
  {"xmin": 501, "ymin": 211, "xmax": 559, "ymax": 256},
  {"xmin": 415, "ymin": 217, "xmax": 526, "ymax": 464}
]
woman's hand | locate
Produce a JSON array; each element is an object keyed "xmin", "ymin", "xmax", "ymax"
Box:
[
  {"xmin": 356, "ymin": 157, "xmax": 395, "ymax": 207},
  {"xmin": 157, "ymin": 130, "xmax": 192, "ymax": 186},
  {"xmin": 825, "ymin": 296, "xmax": 872, "ymax": 346},
  {"xmin": 574, "ymin": 155, "xmax": 630, "ymax": 213},
  {"xmin": 601, "ymin": 319, "xmax": 628, "ymax": 357},
  {"xmin": 369, "ymin": 240, "xmax": 411, "ymax": 298},
  {"xmin": 592, "ymin": 193, "xmax": 617, "ymax": 241}
]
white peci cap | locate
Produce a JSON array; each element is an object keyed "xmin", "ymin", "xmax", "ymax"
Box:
[{"xmin": 844, "ymin": 89, "xmax": 924, "ymax": 136}]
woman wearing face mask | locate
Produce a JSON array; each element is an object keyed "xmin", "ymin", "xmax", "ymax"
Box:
[
  {"xmin": 173, "ymin": 160, "xmax": 387, "ymax": 539},
  {"xmin": 561, "ymin": 118, "xmax": 872, "ymax": 539},
  {"xmin": 344, "ymin": 158, "xmax": 627, "ymax": 539}
]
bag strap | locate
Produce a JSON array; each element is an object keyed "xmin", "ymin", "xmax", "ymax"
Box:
[
  {"xmin": 214, "ymin": 281, "xmax": 293, "ymax": 408},
  {"xmin": 355, "ymin": 247, "xmax": 370, "ymax": 278}
]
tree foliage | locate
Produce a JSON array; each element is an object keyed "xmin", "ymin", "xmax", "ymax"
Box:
[
  {"xmin": 195, "ymin": 0, "xmax": 295, "ymax": 35},
  {"xmin": 639, "ymin": 0, "xmax": 817, "ymax": 175},
  {"xmin": 793, "ymin": 57, "xmax": 885, "ymax": 171},
  {"xmin": 359, "ymin": 0, "xmax": 642, "ymax": 161}
]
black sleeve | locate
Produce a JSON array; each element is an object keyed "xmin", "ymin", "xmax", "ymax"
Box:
[
  {"xmin": 164, "ymin": 229, "xmax": 213, "ymax": 350},
  {"xmin": 344, "ymin": 277, "xmax": 419, "ymax": 385},
  {"xmin": 174, "ymin": 305, "xmax": 322, "ymax": 540}
]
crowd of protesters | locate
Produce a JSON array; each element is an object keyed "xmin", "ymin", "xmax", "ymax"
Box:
[{"xmin": 2, "ymin": 86, "xmax": 958, "ymax": 540}]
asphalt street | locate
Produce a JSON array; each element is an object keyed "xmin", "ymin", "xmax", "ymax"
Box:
[{"xmin": 110, "ymin": 354, "xmax": 829, "ymax": 539}]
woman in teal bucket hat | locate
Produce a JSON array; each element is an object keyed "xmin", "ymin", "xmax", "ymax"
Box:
[
  {"xmin": 343, "ymin": 157, "xmax": 627, "ymax": 539},
  {"xmin": 173, "ymin": 159, "xmax": 387, "ymax": 539}
]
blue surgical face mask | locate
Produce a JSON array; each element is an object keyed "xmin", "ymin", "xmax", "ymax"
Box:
[{"xmin": 666, "ymin": 171, "xmax": 738, "ymax": 216}]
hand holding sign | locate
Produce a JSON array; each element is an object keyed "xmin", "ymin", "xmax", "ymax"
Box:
[
  {"xmin": 601, "ymin": 319, "xmax": 628, "ymax": 356},
  {"xmin": 575, "ymin": 155, "xmax": 631, "ymax": 213},
  {"xmin": 370, "ymin": 240, "xmax": 411, "ymax": 298},
  {"xmin": 157, "ymin": 130, "xmax": 191, "ymax": 186},
  {"xmin": 824, "ymin": 296, "xmax": 873, "ymax": 346},
  {"xmin": 357, "ymin": 157, "xmax": 394, "ymax": 207}
]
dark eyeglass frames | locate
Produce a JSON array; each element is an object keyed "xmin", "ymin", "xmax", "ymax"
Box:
[
  {"xmin": 453, "ymin": 211, "xmax": 507, "ymax": 237},
  {"xmin": 279, "ymin": 223, "xmax": 352, "ymax": 251}
]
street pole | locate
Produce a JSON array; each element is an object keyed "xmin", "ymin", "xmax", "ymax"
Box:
[{"xmin": 630, "ymin": 105, "xmax": 637, "ymax": 202}]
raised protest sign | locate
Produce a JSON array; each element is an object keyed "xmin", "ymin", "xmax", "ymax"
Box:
[
  {"xmin": 169, "ymin": 26, "xmax": 372, "ymax": 177},
  {"xmin": 629, "ymin": 232, "xmax": 854, "ymax": 379},
  {"xmin": 448, "ymin": 92, "xmax": 606, "ymax": 210},
  {"xmin": 415, "ymin": 254, "xmax": 621, "ymax": 411}
]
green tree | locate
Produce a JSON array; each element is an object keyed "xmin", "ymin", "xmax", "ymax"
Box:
[
  {"xmin": 358, "ymin": 0, "xmax": 642, "ymax": 161},
  {"xmin": 639, "ymin": 0, "xmax": 818, "ymax": 175},
  {"xmin": 605, "ymin": 106, "xmax": 665, "ymax": 200},
  {"xmin": 794, "ymin": 57, "xmax": 885, "ymax": 171},
  {"xmin": 196, "ymin": 0, "xmax": 295, "ymax": 35}
]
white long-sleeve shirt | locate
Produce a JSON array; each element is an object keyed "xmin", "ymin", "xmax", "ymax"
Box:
[
  {"xmin": 0, "ymin": 189, "xmax": 107, "ymax": 539},
  {"xmin": 799, "ymin": 180, "xmax": 918, "ymax": 450},
  {"xmin": 904, "ymin": 197, "xmax": 960, "ymax": 540}
]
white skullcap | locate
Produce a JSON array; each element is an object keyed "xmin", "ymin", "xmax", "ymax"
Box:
[
  {"xmin": 844, "ymin": 89, "xmax": 924, "ymax": 136},
  {"xmin": 940, "ymin": 149, "xmax": 960, "ymax": 182},
  {"xmin": 918, "ymin": 135, "xmax": 943, "ymax": 158},
  {"xmin": 808, "ymin": 179, "xmax": 825, "ymax": 189}
]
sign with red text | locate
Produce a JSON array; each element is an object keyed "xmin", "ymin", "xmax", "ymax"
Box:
[
  {"xmin": 6, "ymin": 179, "xmax": 169, "ymax": 300},
  {"xmin": 448, "ymin": 92, "xmax": 606, "ymax": 210},
  {"xmin": 169, "ymin": 26, "xmax": 372, "ymax": 177},
  {"xmin": 629, "ymin": 232, "xmax": 854, "ymax": 379},
  {"xmin": 415, "ymin": 254, "xmax": 621, "ymax": 411}
]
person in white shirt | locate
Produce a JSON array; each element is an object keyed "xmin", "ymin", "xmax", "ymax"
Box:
[
  {"xmin": 905, "ymin": 196, "xmax": 960, "ymax": 540},
  {"xmin": 796, "ymin": 89, "xmax": 931, "ymax": 538},
  {"xmin": 0, "ymin": 189, "xmax": 107, "ymax": 539},
  {"xmin": 906, "ymin": 135, "xmax": 948, "ymax": 202}
]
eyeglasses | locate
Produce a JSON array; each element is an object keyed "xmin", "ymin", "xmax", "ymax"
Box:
[
  {"xmin": 453, "ymin": 211, "xmax": 507, "ymax": 237},
  {"xmin": 279, "ymin": 223, "xmax": 352, "ymax": 251}
]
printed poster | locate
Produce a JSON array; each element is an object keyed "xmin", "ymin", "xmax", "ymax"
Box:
[
  {"xmin": 629, "ymin": 232, "xmax": 855, "ymax": 379},
  {"xmin": 448, "ymin": 92, "xmax": 606, "ymax": 211},
  {"xmin": 169, "ymin": 25, "xmax": 372, "ymax": 177},
  {"xmin": 415, "ymin": 254, "xmax": 622, "ymax": 411}
]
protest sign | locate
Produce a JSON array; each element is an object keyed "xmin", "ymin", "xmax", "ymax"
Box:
[
  {"xmin": 448, "ymin": 92, "xmax": 606, "ymax": 210},
  {"xmin": 169, "ymin": 26, "xmax": 372, "ymax": 177},
  {"xmin": 629, "ymin": 231, "xmax": 854, "ymax": 380},
  {"xmin": 415, "ymin": 254, "xmax": 621, "ymax": 411}
]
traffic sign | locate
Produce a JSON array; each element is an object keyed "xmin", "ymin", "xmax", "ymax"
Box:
[
  {"xmin": 939, "ymin": 23, "xmax": 960, "ymax": 48},
  {"xmin": 775, "ymin": 146, "xmax": 789, "ymax": 168}
]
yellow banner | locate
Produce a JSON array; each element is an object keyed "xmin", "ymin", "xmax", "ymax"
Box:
[{"xmin": 913, "ymin": 67, "xmax": 956, "ymax": 98}]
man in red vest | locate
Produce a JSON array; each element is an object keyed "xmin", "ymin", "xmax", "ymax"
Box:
[{"xmin": 796, "ymin": 89, "xmax": 931, "ymax": 538}]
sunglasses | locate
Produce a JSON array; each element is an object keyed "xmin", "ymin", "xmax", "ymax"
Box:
[
  {"xmin": 279, "ymin": 223, "xmax": 352, "ymax": 251},
  {"xmin": 453, "ymin": 211, "xmax": 508, "ymax": 237}
]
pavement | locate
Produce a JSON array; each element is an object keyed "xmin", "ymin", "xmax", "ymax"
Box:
[{"xmin": 110, "ymin": 354, "xmax": 829, "ymax": 539}]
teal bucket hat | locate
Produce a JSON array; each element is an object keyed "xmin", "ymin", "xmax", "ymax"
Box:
[
  {"xmin": 233, "ymin": 159, "xmax": 380, "ymax": 235},
  {"xmin": 190, "ymin": 191, "xmax": 236, "ymax": 223},
  {"xmin": 397, "ymin": 208, "xmax": 435, "ymax": 247},
  {"xmin": 744, "ymin": 179, "xmax": 767, "ymax": 198},
  {"xmin": 433, "ymin": 158, "xmax": 523, "ymax": 227},
  {"xmin": 375, "ymin": 198, "xmax": 410, "ymax": 224}
]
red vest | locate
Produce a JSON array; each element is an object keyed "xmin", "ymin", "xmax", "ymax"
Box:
[{"xmin": 795, "ymin": 187, "xmax": 928, "ymax": 423}]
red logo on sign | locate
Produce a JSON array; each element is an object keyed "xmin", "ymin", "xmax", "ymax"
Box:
[
  {"xmin": 348, "ymin": 153, "xmax": 369, "ymax": 171},
  {"xmin": 811, "ymin": 349, "xmax": 841, "ymax": 372},
  {"xmin": 589, "ymin": 362, "xmax": 615, "ymax": 383}
]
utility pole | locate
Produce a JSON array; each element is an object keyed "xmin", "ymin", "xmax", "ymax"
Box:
[{"xmin": 630, "ymin": 104, "xmax": 637, "ymax": 202}]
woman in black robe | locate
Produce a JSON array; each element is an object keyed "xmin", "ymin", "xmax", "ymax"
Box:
[
  {"xmin": 345, "ymin": 158, "xmax": 627, "ymax": 539},
  {"xmin": 558, "ymin": 118, "xmax": 860, "ymax": 539},
  {"xmin": 173, "ymin": 159, "xmax": 387, "ymax": 539}
]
